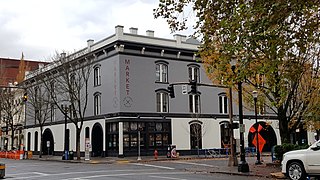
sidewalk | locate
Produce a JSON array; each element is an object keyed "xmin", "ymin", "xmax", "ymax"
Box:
[{"xmin": 31, "ymin": 154, "xmax": 284, "ymax": 179}]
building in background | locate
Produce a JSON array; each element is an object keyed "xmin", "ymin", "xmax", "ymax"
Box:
[{"xmin": 0, "ymin": 56, "xmax": 48, "ymax": 150}]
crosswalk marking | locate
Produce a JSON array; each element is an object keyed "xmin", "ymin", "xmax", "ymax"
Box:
[
  {"xmin": 173, "ymin": 161, "xmax": 219, "ymax": 168},
  {"xmin": 33, "ymin": 172, "xmax": 49, "ymax": 176},
  {"xmin": 149, "ymin": 175, "xmax": 187, "ymax": 180},
  {"xmin": 132, "ymin": 163, "xmax": 175, "ymax": 170}
]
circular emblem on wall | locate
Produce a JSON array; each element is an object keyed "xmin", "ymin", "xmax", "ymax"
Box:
[
  {"xmin": 113, "ymin": 97, "xmax": 119, "ymax": 108},
  {"xmin": 123, "ymin": 96, "xmax": 133, "ymax": 108}
]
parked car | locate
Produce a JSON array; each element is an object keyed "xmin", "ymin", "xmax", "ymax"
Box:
[{"xmin": 282, "ymin": 140, "xmax": 320, "ymax": 180}]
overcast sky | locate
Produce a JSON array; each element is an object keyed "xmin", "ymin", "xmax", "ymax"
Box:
[{"xmin": 0, "ymin": 0, "xmax": 193, "ymax": 61}]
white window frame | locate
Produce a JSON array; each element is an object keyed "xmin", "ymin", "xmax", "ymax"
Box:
[
  {"xmin": 189, "ymin": 94, "xmax": 200, "ymax": 113},
  {"xmin": 156, "ymin": 92, "xmax": 169, "ymax": 112},
  {"xmin": 188, "ymin": 65, "xmax": 200, "ymax": 82},
  {"xmin": 219, "ymin": 94, "xmax": 228, "ymax": 114},
  {"xmin": 93, "ymin": 65, "xmax": 101, "ymax": 86},
  {"xmin": 51, "ymin": 104, "xmax": 56, "ymax": 122},
  {"xmin": 50, "ymin": 80, "xmax": 56, "ymax": 99},
  {"xmin": 94, "ymin": 92, "xmax": 101, "ymax": 115},
  {"xmin": 156, "ymin": 63, "xmax": 168, "ymax": 83}
]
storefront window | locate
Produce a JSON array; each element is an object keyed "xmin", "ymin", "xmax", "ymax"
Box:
[
  {"xmin": 149, "ymin": 134, "xmax": 155, "ymax": 146},
  {"xmin": 138, "ymin": 122, "xmax": 145, "ymax": 131},
  {"xmin": 123, "ymin": 134, "xmax": 129, "ymax": 147},
  {"xmin": 112, "ymin": 123, "xmax": 118, "ymax": 132},
  {"xmin": 156, "ymin": 134, "xmax": 162, "ymax": 146},
  {"xmin": 163, "ymin": 123, "xmax": 170, "ymax": 131},
  {"xmin": 148, "ymin": 122, "xmax": 155, "ymax": 131},
  {"xmin": 163, "ymin": 134, "xmax": 169, "ymax": 146},
  {"xmin": 156, "ymin": 123, "xmax": 162, "ymax": 131},
  {"xmin": 130, "ymin": 122, "xmax": 137, "ymax": 131},
  {"xmin": 107, "ymin": 121, "xmax": 171, "ymax": 154},
  {"xmin": 131, "ymin": 134, "xmax": 137, "ymax": 147},
  {"xmin": 123, "ymin": 122, "xmax": 129, "ymax": 132}
]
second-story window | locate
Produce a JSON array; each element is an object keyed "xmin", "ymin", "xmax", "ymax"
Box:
[
  {"xmin": 70, "ymin": 74, "xmax": 76, "ymax": 92},
  {"xmin": 94, "ymin": 92, "xmax": 101, "ymax": 116},
  {"xmin": 188, "ymin": 65, "xmax": 200, "ymax": 82},
  {"xmin": 156, "ymin": 91, "xmax": 169, "ymax": 112},
  {"xmin": 93, "ymin": 65, "xmax": 101, "ymax": 87},
  {"xmin": 156, "ymin": 62, "xmax": 168, "ymax": 83},
  {"xmin": 50, "ymin": 80, "xmax": 56, "ymax": 100},
  {"xmin": 189, "ymin": 94, "xmax": 200, "ymax": 113},
  {"xmin": 51, "ymin": 104, "xmax": 56, "ymax": 122},
  {"xmin": 219, "ymin": 93, "xmax": 228, "ymax": 114}
]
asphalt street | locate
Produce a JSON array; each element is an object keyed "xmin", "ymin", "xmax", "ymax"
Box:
[{"xmin": 1, "ymin": 158, "xmax": 271, "ymax": 180}]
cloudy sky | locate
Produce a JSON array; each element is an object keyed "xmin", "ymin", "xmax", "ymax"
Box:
[{"xmin": 0, "ymin": 0, "xmax": 194, "ymax": 61}]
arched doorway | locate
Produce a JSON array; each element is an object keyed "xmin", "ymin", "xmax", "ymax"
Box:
[
  {"xmin": 219, "ymin": 121, "xmax": 231, "ymax": 148},
  {"xmin": 248, "ymin": 121, "xmax": 277, "ymax": 152},
  {"xmin": 42, "ymin": 128, "xmax": 54, "ymax": 155},
  {"xmin": 189, "ymin": 120, "xmax": 203, "ymax": 150},
  {"xmin": 27, "ymin": 132, "xmax": 31, "ymax": 151},
  {"xmin": 91, "ymin": 123, "xmax": 103, "ymax": 157},
  {"xmin": 34, "ymin": 131, "xmax": 38, "ymax": 152}
]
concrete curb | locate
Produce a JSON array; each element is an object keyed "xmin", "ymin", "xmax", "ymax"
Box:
[{"xmin": 270, "ymin": 172, "xmax": 286, "ymax": 179}]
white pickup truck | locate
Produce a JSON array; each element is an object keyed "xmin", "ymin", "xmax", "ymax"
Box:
[{"xmin": 282, "ymin": 140, "xmax": 320, "ymax": 180}]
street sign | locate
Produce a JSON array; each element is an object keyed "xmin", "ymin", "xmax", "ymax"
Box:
[
  {"xmin": 239, "ymin": 124, "xmax": 245, "ymax": 133},
  {"xmin": 182, "ymin": 85, "xmax": 187, "ymax": 95}
]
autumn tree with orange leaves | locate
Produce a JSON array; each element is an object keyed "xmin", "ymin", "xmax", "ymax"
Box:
[{"xmin": 154, "ymin": 0, "xmax": 320, "ymax": 143}]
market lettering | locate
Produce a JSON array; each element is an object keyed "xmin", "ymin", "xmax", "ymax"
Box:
[{"xmin": 125, "ymin": 59, "xmax": 130, "ymax": 95}]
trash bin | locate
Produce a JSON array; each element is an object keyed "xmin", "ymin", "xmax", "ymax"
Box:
[
  {"xmin": 69, "ymin": 151, "xmax": 74, "ymax": 160},
  {"xmin": 0, "ymin": 163, "xmax": 5, "ymax": 178}
]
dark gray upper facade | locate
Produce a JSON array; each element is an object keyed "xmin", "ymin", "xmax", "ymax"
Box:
[{"xmin": 23, "ymin": 25, "xmax": 268, "ymax": 127}]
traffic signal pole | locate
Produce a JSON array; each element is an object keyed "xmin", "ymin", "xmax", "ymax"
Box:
[{"xmin": 167, "ymin": 82, "xmax": 238, "ymax": 166}]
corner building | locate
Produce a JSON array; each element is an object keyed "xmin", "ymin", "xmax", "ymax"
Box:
[{"xmin": 23, "ymin": 25, "xmax": 287, "ymax": 158}]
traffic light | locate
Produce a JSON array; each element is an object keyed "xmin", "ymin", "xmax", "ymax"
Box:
[
  {"xmin": 232, "ymin": 122, "xmax": 239, "ymax": 129},
  {"xmin": 189, "ymin": 80, "xmax": 198, "ymax": 94},
  {"xmin": 23, "ymin": 93, "xmax": 28, "ymax": 102},
  {"xmin": 168, "ymin": 85, "xmax": 175, "ymax": 98}
]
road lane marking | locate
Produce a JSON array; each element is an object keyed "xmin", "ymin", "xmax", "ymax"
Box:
[
  {"xmin": 132, "ymin": 163, "xmax": 175, "ymax": 170},
  {"xmin": 149, "ymin": 175, "xmax": 187, "ymax": 180},
  {"xmin": 33, "ymin": 172, "xmax": 49, "ymax": 176},
  {"xmin": 65, "ymin": 172, "xmax": 188, "ymax": 179},
  {"xmin": 8, "ymin": 169, "xmax": 154, "ymax": 179},
  {"xmin": 173, "ymin": 161, "xmax": 219, "ymax": 168}
]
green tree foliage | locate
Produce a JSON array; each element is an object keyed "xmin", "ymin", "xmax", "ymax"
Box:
[{"xmin": 154, "ymin": 0, "xmax": 320, "ymax": 143}]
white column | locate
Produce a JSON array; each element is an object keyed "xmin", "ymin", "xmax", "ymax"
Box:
[{"xmin": 118, "ymin": 122, "xmax": 124, "ymax": 157}]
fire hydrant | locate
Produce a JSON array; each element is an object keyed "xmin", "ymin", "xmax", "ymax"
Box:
[{"xmin": 154, "ymin": 149, "xmax": 158, "ymax": 160}]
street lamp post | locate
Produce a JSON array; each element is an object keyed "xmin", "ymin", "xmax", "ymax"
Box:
[
  {"xmin": 137, "ymin": 115, "xmax": 142, "ymax": 161},
  {"xmin": 231, "ymin": 59, "xmax": 249, "ymax": 173},
  {"xmin": 252, "ymin": 90, "xmax": 262, "ymax": 165}
]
